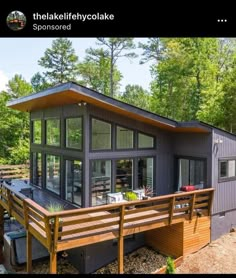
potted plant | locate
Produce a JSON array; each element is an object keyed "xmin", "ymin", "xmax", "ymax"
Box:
[
  {"xmin": 142, "ymin": 185, "xmax": 153, "ymax": 200},
  {"xmin": 124, "ymin": 191, "xmax": 138, "ymax": 209}
]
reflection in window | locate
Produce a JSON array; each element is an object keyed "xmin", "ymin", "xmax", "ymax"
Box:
[
  {"xmin": 177, "ymin": 158, "xmax": 205, "ymax": 190},
  {"xmin": 65, "ymin": 160, "xmax": 82, "ymax": 206},
  {"xmin": 91, "ymin": 160, "xmax": 111, "ymax": 206},
  {"xmin": 32, "ymin": 152, "xmax": 42, "ymax": 187},
  {"xmin": 46, "ymin": 119, "xmax": 60, "ymax": 146},
  {"xmin": 66, "ymin": 118, "xmax": 82, "ymax": 149},
  {"xmin": 138, "ymin": 157, "xmax": 153, "ymax": 191},
  {"xmin": 138, "ymin": 133, "xmax": 154, "ymax": 148},
  {"xmin": 46, "ymin": 155, "xmax": 60, "ymax": 195},
  {"xmin": 92, "ymin": 118, "xmax": 111, "ymax": 150},
  {"xmin": 116, "ymin": 126, "xmax": 133, "ymax": 149},
  {"xmin": 219, "ymin": 160, "xmax": 236, "ymax": 179},
  {"xmin": 116, "ymin": 159, "xmax": 133, "ymax": 192},
  {"xmin": 33, "ymin": 120, "xmax": 41, "ymax": 144}
]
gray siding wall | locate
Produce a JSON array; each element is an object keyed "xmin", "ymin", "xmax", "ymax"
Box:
[
  {"xmin": 211, "ymin": 209, "xmax": 236, "ymax": 240},
  {"xmin": 87, "ymin": 105, "xmax": 174, "ymax": 196},
  {"xmin": 212, "ymin": 129, "xmax": 236, "ymax": 214},
  {"xmin": 173, "ymin": 133, "xmax": 212, "ymax": 188}
]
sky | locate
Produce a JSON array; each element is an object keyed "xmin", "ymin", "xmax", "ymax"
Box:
[{"xmin": 0, "ymin": 38, "xmax": 153, "ymax": 92}]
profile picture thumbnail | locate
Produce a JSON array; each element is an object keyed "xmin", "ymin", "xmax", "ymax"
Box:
[{"xmin": 6, "ymin": 11, "xmax": 26, "ymax": 31}]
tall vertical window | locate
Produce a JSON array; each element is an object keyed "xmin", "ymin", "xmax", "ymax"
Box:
[
  {"xmin": 46, "ymin": 119, "xmax": 60, "ymax": 146},
  {"xmin": 116, "ymin": 159, "xmax": 133, "ymax": 192},
  {"xmin": 32, "ymin": 152, "xmax": 42, "ymax": 187},
  {"xmin": 116, "ymin": 126, "xmax": 134, "ymax": 149},
  {"xmin": 91, "ymin": 160, "xmax": 111, "ymax": 206},
  {"xmin": 32, "ymin": 120, "xmax": 41, "ymax": 144},
  {"xmin": 138, "ymin": 133, "xmax": 154, "ymax": 148},
  {"xmin": 177, "ymin": 157, "xmax": 205, "ymax": 190},
  {"xmin": 65, "ymin": 160, "xmax": 82, "ymax": 206},
  {"xmin": 92, "ymin": 118, "xmax": 111, "ymax": 150},
  {"xmin": 46, "ymin": 155, "xmax": 60, "ymax": 195},
  {"xmin": 66, "ymin": 118, "xmax": 82, "ymax": 149},
  {"xmin": 138, "ymin": 157, "xmax": 154, "ymax": 191}
]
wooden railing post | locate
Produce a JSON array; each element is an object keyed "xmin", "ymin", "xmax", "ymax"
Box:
[
  {"xmin": 7, "ymin": 189, "xmax": 12, "ymax": 215},
  {"xmin": 0, "ymin": 205, "xmax": 4, "ymax": 264},
  {"xmin": 190, "ymin": 193, "xmax": 196, "ymax": 220},
  {"xmin": 118, "ymin": 205, "xmax": 125, "ymax": 274},
  {"xmin": 169, "ymin": 197, "xmax": 175, "ymax": 225},
  {"xmin": 208, "ymin": 190, "xmax": 214, "ymax": 216}
]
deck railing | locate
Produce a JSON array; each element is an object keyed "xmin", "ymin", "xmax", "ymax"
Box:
[
  {"xmin": 0, "ymin": 183, "xmax": 214, "ymax": 274},
  {"xmin": 0, "ymin": 164, "xmax": 29, "ymax": 180}
]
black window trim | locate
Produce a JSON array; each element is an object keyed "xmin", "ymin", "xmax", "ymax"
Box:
[
  {"xmin": 65, "ymin": 116, "xmax": 83, "ymax": 151},
  {"xmin": 90, "ymin": 116, "xmax": 112, "ymax": 152},
  {"xmin": 137, "ymin": 131, "xmax": 155, "ymax": 149},
  {"xmin": 218, "ymin": 157, "xmax": 236, "ymax": 183},
  {"xmin": 115, "ymin": 123, "xmax": 135, "ymax": 151}
]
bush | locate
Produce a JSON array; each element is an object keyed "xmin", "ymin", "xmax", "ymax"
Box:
[{"xmin": 165, "ymin": 257, "xmax": 175, "ymax": 274}]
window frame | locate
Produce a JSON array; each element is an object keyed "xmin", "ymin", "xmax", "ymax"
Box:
[
  {"xmin": 32, "ymin": 119, "xmax": 42, "ymax": 144},
  {"xmin": 137, "ymin": 132, "xmax": 155, "ymax": 149},
  {"xmin": 65, "ymin": 116, "xmax": 83, "ymax": 150},
  {"xmin": 115, "ymin": 124, "xmax": 134, "ymax": 150},
  {"xmin": 45, "ymin": 118, "xmax": 61, "ymax": 147},
  {"xmin": 218, "ymin": 157, "xmax": 236, "ymax": 182},
  {"xmin": 90, "ymin": 117, "xmax": 112, "ymax": 151}
]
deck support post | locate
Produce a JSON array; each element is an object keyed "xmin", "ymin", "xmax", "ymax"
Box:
[
  {"xmin": 0, "ymin": 205, "xmax": 4, "ymax": 263},
  {"xmin": 26, "ymin": 230, "xmax": 32, "ymax": 273},
  {"xmin": 118, "ymin": 205, "xmax": 125, "ymax": 274},
  {"xmin": 50, "ymin": 251, "xmax": 57, "ymax": 274}
]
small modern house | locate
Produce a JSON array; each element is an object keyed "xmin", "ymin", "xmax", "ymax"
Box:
[{"xmin": 5, "ymin": 82, "xmax": 236, "ymax": 273}]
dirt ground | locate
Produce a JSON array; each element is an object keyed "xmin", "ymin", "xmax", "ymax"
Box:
[{"xmin": 176, "ymin": 230, "xmax": 236, "ymax": 274}]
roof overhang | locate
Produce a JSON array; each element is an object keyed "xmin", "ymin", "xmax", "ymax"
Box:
[{"xmin": 7, "ymin": 82, "xmax": 211, "ymax": 133}]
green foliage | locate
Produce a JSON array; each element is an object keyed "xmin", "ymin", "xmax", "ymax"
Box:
[
  {"xmin": 165, "ymin": 257, "xmax": 175, "ymax": 274},
  {"xmin": 78, "ymin": 48, "xmax": 122, "ymax": 95},
  {"xmin": 118, "ymin": 84, "xmax": 151, "ymax": 110},
  {"xmin": 31, "ymin": 72, "xmax": 51, "ymax": 92},
  {"xmin": 46, "ymin": 202, "xmax": 64, "ymax": 212},
  {"xmin": 96, "ymin": 38, "xmax": 137, "ymax": 97},
  {"xmin": 0, "ymin": 75, "xmax": 31, "ymax": 164},
  {"xmin": 38, "ymin": 38, "xmax": 79, "ymax": 84},
  {"xmin": 125, "ymin": 191, "xmax": 138, "ymax": 201}
]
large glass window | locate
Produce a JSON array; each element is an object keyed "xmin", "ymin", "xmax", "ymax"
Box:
[
  {"xmin": 177, "ymin": 157, "xmax": 205, "ymax": 190},
  {"xmin": 46, "ymin": 155, "xmax": 60, "ymax": 195},
  {"xmin": 46, "ymin": 119, "xmax": 60, "ymax": 146},
  {"xmin": 116, "ymin": 159, "xmax": 133, "ymax": 192},
  {"xmin": 32, "ymin": 120, "xmax": 41, "ymax": 144},
  {"xmin": 219, "ymin": 159, "xmax": 236, "ymax": 180},
  {"xmin": 32, "ymin": 152, "xmax": 42, "ymax": 187},
  {"xmin": 138, "ymin": 157, "xmax": 154, "ymax": 191},
  {"xmin": 91, "ymin": 160, "xmax": 111, "ymax": 206},
  {"xmin": 92, "ymin": 118, "xmax": 111, "ymax": 150},
  {"xmin": 116, "ymin": 126, "xmax": 134, "ymax": 149},
  {"xmin": 138, "ymin": 133, "xmax": 154, "ymax": 148},
  {"xmin": 65, "ymin": 160, "xmax": 82, "ymax": 206},
  {"xmin": 66, "ymin": 118, "xmax": 82, "ymax": 149}
]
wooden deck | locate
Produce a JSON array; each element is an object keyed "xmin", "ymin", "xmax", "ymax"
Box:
[{"xmin": 0, "ymin": 182, "xmax": 214, "ymax": 274}]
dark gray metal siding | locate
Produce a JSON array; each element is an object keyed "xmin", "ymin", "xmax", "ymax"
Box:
[
  {"xmin": 173, "ymin": 133, "xmax": 212, "ymax": 188},
  {"xmin": 212, "ymin": 129, "xmax": 236, "ymax": 214}
]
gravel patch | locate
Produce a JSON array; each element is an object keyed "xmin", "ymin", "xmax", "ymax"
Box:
[
  {"xmin": 93, "ymin": 246, "xmax": 168, "ymax": 274},
  {"xmin": 10, "ymin": 246, "xmax": 167, "ymax": 274}
]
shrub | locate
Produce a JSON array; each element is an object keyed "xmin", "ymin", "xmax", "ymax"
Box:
[
  {"xmin": 165, "ymin": 257, "xmax": 175, "ymax": 274},
  {"xmin": 125, "ymin": 191, "xmax": 138, "ymax": 201}
]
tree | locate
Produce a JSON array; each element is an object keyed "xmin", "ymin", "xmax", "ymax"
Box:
[
  {"xmin": 0, "ymin": 75, "xmax": 32, "ymax": 164},
  {"xmin": 118, "ymin": 84, "xmax": 151, "ymax": 111},
  {"xmin": 31, "ymin": 72, "xmax": 51, "ymax": 92},
  {"xmin": 96, "ymin": 38, "xmax": 137, "ymax": 97},
  {"xmin": 38, "ymin": 38, "xmax": 79, "ymax": 84},
  {"xmin": 139, "ymin": 38, "xmax": 165, "ymax": 64},
  {"xmin": 78, "ymin": 48, "xmax": 122, "ymax": 95}
]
